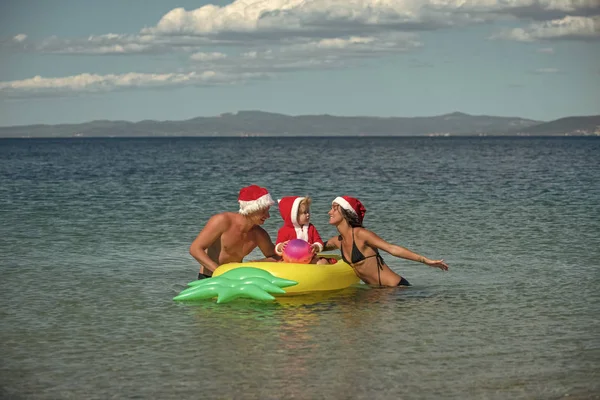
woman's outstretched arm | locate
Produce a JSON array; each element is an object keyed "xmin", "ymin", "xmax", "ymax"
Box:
[{"xmin": 362, "ymin": 229, "xmax": 449, "ymax": 271}]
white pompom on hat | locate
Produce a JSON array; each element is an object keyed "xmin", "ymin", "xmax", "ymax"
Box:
[
  {"xmin": 238, "ymin": 185, "xmax": 275, "ymax": 215},
  {"xmin": 332, "ymin": 196, "xmax": 366, "ymax": 224}
]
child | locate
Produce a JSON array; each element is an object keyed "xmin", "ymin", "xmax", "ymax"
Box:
[{"xmin": 275, "ymin": 196, "xmax": 328, "ymax": 265}]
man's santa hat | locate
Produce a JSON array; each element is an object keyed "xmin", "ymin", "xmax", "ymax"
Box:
[
  {"xmin": 238, "ymin": 185, "xmax": 275, "ymax": 215},
  {"xmin": 332, "ymin": 196, "xmax": 366, "ymax": 224}
]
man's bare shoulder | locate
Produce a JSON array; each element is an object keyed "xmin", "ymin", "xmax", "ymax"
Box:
[
  {"xmin": 209, "ymin": 211, "xmax": 238, "ymax": 220},
  {"xmin": 250, "ymin": 224, "xmax": 270, "ymax": 236},
  {"xmin": 205, "ymin": 212, "xmax": 238, "ymax": 228}
]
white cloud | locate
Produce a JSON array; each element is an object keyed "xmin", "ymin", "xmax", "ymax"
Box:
[
  {"xmin": 2, "ymin": 0, "xmax": 597, "ymax": 98},
  {"xmin": 222, "ymin": 32, "xmax": 419, "ymax": 75},
  {"xmin": 533, "ymin": 67, "xmax": 559, "ymax": 73},
  {"xmin": 254, "ymin": 58, "xmax": 340, "ymax": 71},
  {"xmin": 141, "ymin": 0, "xmax": 600, "ymax": 37},
  {"xmin": 293, "ymin": 36, "xmax": 376, "ymax": 50},
  {"xmin": 140, "ymin": 0, "xmax": 465, "ymax": 37},
  {"xmin": 0, "ymin": 29, "xmax": 420, "ymax": 98},
  {"xmin": 0, "ymin": 72, "xmax": 207, "ymax": 91},
  {"xmin": 283, "ymin": 33, "xmax": 419, "ymax": 53},
  {"xmin": 190, "ymin": 52, "xmax": 228, "ymax": 61},
  {"xmin": 73, "ymin": 43, "xmax": 153, "ymax": 54},
  {"xmin": 13, "ymin": 34, "xmax": 28, "ymax": 43},
  {"xmin": 24, "ymin": 33, "xmax": 225, "ymax": 55},
  {"xmin": 492, "ymin": 15, "xmax": 599, "ymax": 41},
  {"xmin": 537, "ymin": 47, "xmax": 554, "ymax": 53},
  {"xmin": 5, "ymin": 0, "xmax": 598, "ymax": 57},
  {"xmin": 430, "ymin": 0, "xmax": 599, "ymax": 20},
  {"xmin": 0, "ymin": 71, "xmax": 266, "ymax": 97}
]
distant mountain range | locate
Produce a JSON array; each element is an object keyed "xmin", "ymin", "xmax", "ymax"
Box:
[{"xmin": 1, "ymin": 111, "xmax": 599, "ymax": 138}]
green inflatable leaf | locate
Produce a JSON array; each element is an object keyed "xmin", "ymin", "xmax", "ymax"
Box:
[
  {"xmin": 186, "ymin": 267, "xmax": 296, "ymax": 288},
  {"xmin": 216, "ymin": 284, "xmax": 276, "ymax": 304},
  {"xmin": 174, "ymin": 267, "xmax": 297, "ymax": 304}
]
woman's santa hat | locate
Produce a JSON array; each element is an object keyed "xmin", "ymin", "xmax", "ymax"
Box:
[
  {"xmin": 238, "ymin": 185, "xmax": 275, "ymax": 215},
  {"xmin": 332, "ymin": 196, "xmax": 366, "ymax": 224}
]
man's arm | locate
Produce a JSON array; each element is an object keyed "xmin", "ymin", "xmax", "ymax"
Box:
[
  {"xmin": 189, "ymin": 214, "xmax": 228, "ymax": 272},
  {"xmin": 274, "ymin": 228, "xmax": 293, "ymax": 255},
  {"xmin": 254, "ymin": 227, "xmax": 281, "ymax": 262}
]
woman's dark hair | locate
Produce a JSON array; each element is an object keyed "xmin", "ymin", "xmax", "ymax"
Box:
[{"xmin": 340, "ymin": 207, "xmax": 363, "ymax": 228}]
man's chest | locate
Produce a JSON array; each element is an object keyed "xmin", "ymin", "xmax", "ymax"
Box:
[{"xmin": 221, "ymin": 231, "xmax": 257, "ymax": 254}]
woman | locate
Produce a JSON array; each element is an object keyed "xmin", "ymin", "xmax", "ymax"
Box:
[{"xmin": 323, "ymin": 196, "xmax": 448, "ymax": 287}]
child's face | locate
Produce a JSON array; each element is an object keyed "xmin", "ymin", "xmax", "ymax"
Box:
[{"xmin": 297, "ymin": 203, "xmax": 310, "ymax": 225}]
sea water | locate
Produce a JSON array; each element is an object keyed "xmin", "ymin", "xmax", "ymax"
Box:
[{"xmin": 1, "ymin": 137, "xmax": 599, "ymax": 399}]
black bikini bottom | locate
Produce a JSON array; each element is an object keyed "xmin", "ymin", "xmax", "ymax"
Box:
[{"xmin": 397, "ymin": 277, "xmax": 411, "ymax": 286}]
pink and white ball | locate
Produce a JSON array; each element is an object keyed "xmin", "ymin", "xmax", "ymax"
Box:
[{"xmin": 282, "ymin": 239, "xmax": 314, "ymax": 264}]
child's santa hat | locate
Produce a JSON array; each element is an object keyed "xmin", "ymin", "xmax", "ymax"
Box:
[
  {"xmin": 238, "ymin": 185, "xmax": 275, "ymax": 215},
  {"xmin": 332, "ymin": 196, "xmax": 366, "ymax": 224}
]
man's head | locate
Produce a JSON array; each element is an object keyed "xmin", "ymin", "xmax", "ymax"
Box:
[{"xmin": 238, "ymin": 185, "xmax": 275, "ymax": 224}]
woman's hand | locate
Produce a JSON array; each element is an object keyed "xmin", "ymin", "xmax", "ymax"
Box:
[
  {"xmin": 310, "ymin": 244, "xmax": 320, "ymax": 254},
  {"xmin": 424, "ymin": 258, "xmax": 449, "ymax": 271}
]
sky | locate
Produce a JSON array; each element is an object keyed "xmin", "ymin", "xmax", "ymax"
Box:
[{"xmin": 1, "ymin": 0, "xmax": 599, "ymax": 126}]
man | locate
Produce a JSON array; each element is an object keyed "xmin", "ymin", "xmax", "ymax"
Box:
[{"xmin": 189, "ymin": 185, "xmax": 280, "ymax": 279}]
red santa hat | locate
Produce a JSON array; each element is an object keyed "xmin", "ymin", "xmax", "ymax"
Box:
[
  {"xmin": 277, "ymin": 196, "xmax": 304, "ymax": 226},
  {"xmin": 332, "ymin": 196, "xmax": 366, "ymax": 224},
  {"xmin": 238, "ymin": 185, "xmax": 275, "ymax": 215}
]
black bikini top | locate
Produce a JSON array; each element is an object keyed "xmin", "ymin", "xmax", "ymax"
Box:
[
  {"xmin": 339, "ymin": 228, "xmax": 386, "ymax": 287},
  {"xmin": 339, "ymin": 228, "xmax": 381, "ymax": 265}
]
